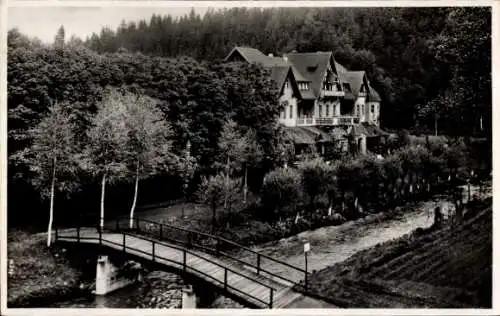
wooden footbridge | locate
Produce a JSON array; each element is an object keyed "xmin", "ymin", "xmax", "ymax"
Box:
[{"xmin": 54, "ymin": 217, "xmax": 314, "ymax": 308}]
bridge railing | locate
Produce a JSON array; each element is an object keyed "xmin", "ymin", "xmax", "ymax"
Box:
[
  {"xmin": 54, "ymin": 224, "xmax": 276, "ymax": 308},
  {"xmin": 112, "ymin": 216, "xmax": 310, "ymax": 290}
]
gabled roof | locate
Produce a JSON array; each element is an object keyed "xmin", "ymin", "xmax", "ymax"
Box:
[
  {"xmin": 344, "ymin": 71, "xmax": 366, "ymax": 97},
  {"xmin": 224, "ymin": 46, "xmax": 382, "ymax": 103},
  {"xmin": 284, "ymin": 52, "xmax": 332, "ymax": 98},
  {"xmin": 224, "ymin": 46, "xmax": 271, "ymax": 65},
  {"xmin": 367, "ymin": 82, "xmax": 382, "ymax": 102},
  {"xmin": 270, "ymin": 66, "xmax": 290, "ymax": 91}
]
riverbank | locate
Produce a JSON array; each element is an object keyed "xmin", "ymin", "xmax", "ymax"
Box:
[
  {"xmin": 7, "ymin": 231, "xmax": 90, "ymax": 307},
  {"xmin": 132, "ymin": 181, "xmax": 491, "ymax": 251},
  {"xmin": 8, "ymin": 182, "xmax": 490, "ymax": 308},
  {"xmin": 300, "ymin": 197, "xmax": 492, "ymax": 308}
]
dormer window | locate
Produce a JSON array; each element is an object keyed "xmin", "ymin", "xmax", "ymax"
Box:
[
  {"xmin": 298, "ymin": 81, "xmax": 309, "ymax": 90},
  {"xmin": 307, "ymin": 65, "xmax": 318, "ymax": 72}
]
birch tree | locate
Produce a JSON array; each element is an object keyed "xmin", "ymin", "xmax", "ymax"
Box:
[
  {"xmin": 11, "ymin": 102, "xmax": 79, "ymax": 247},
  {"xmin": 85, "ymin": 89, "xmax": 129, "ymax": 229},
  {"xmin": 123, "ymin": 92, "xmax": 173, "ymax": 228}
]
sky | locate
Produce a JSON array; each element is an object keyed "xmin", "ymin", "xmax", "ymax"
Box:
[{"xmin": 8, "ymin": 7, "xmax": 209, "ymax": 43}]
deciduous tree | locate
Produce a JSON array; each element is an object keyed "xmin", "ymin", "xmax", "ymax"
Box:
[
  {"xmin": 85, "ymin": 89, "xmax": 129, "ymax": 229},
  {"xmin": 10, "ymin": 102, "xmax": 80, "ymax": 246},
  {"xmin": 122, "ymin": 92, "xmax": 173, "ymax": 228}
]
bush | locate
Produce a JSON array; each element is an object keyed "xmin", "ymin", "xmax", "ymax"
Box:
[
  {"xmin": 260, "ymin": 167, "xmax": 302, "ymax": 221},
  {"xmin": 196, "ymin": 173, "xmax": 241, "ymax": 232},
  {"xmin": 297, "ymin": 158, "xmax": 333, "ymax": 209}
]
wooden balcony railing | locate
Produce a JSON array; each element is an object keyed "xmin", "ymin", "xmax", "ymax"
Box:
[{"xmin": 296, "ymin": 116, "xmax": 359, "ymax": 126}]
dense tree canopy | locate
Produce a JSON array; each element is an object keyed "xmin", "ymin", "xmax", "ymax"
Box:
[{"xmin": 81, "ymin": 7, "xmax": 490, "ymax": 133}]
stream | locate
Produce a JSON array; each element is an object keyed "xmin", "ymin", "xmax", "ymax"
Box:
[{"xmin": 48, "ymin": 183, "xmax": 490, "ymax": 308}]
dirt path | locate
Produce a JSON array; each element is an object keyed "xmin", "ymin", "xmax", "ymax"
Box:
[{"xmin": 246, "ymin": 184, "xmax": 491, "ymax": 285}]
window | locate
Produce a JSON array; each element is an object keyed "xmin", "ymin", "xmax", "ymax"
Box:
[
  {"xmin": 299, "ymin": 82, "xmax": 309, "ymax": 90},
  {"xmin": 371, "ymin": 104, "xmax": 375, "ymax": 113},
  {"xmin": 289, "ymin": 104, "xmax": 293, "ymax": 119},
  {"xmin": 318, "ymin": 104, "xmax": 322, "ymax": 118},
  {"xmin": 326, "ymin": 104, "xmax": 329, "ymax": 117}
]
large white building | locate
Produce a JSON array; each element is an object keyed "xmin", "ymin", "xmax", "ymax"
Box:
[{"xmin": 225, "ymin": 46, "xmax": 387, "ymax": 155}]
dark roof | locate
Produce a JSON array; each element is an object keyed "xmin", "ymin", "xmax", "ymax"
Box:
[
  {"xmin": 344, "ymin": 71, "xmax": 366, "ymax": 97},
  {"xmin": 224, "ymin": 47, "xmax": 270, "ymax": 65},
  {"xmin": 300, "ymin": 126, "xmax": 333, "ymax": 143},
  {"xmin": 299, "ymin": 90, "xmax": 316, "ymax": 100},
  {"xmin": 284, "ymin": 127, "xmax": 316, "ymax": 145},
  {"xmin": 362, "ymin": 123, "xmax": 390, "ymax": 137},
  {"xmin": 284, "ymin": 52, "xmax": 333, "ymax": 98},
  {"xmin": 224, "ymin": 46, "xmax": 380, "ymax": 104},
  {"xmin": 284, "ymin": 126, "xmax": 338, "ymax": 144},
  {"xmin": 367, "ymin": 83, "xmax": 382, "ymax": 102},
  {"xmin": 348, "ymin": 124, "xmax": 370, "ymax": 137},
  {"xmin": 270, "ymin": 66, "xmax": 291, "ymax": 93}
]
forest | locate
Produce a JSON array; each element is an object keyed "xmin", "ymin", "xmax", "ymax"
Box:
[
  {"xmin": 80, "ymin": 7, "xmax": 491, "ymax": 133},
  {"xmin": 7, "ymin": 7, "xmax": 492, "ymax": 242}
]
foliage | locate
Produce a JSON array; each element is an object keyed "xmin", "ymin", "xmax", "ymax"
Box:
[
  {"xmin": 261, "ymin": 167, "xmax": 302, "ymax": 220},
  {"xmin": 122, "ymin": 91, "xmax": 173, "ymax": 178},
  {"xmin": 196, "ymin": 173, "xmax": 241, "ymax": 232},
  {"xmin": 9, "ymin": 102, "xmax": 80, "ymax": 198},
  {"xmin": 297, "ymin": 158, "xmax": 332, "ymax": 208},
  {"xmin": 79, "ymin": 7, "xmax": 489, "ymax": 133},
  {"xmin": 84, "ymin": 88, "xmax": 129, "ymax": 180}
]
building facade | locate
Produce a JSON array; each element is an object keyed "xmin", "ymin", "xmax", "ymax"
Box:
[{"xmin": 224, "ymin": 47, "xmax": 387, "ymax": 156}]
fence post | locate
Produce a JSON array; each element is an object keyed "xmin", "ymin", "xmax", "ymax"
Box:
[
  {"xmin": 215, "ymin": 237, "xmax": 220, "ymax": 256},
  {"xmin": 99, "ymin": 228, "xmax": 102, "ymax": 246},
  {"xmin": 269, "ymin": 288, "xmax": 274, "ymax": 309},
  {"xmin": 183, "ymin": 250, "xmax": 187, "ymax": 272},
  {"xmin": 224, "ymin": 269, "xmax": 228, "ymax": 291},
  {"xmin": 160, "ymin": 224, "xmax": 163, "ymax": 239},
  {"xmin": 123, "ymin": 234, "xmax": 126, "ymax": 253},
  {"xmin": 77, "ymin": 225, "xmax": 80, "ymax": 243},
  {"xmin": 187, "ymin": 232, "xmax": 192, "ymax": 248},
  {"xmin": 257, "ymin": 254, "xmax": 261, "ymax": 275},
  {"xmin": 152, "ymin": 241, "xmax": 155, "ymax": 262}
]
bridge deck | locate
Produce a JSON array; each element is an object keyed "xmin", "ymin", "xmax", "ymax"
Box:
[{"xmin": 56, "ymin": 228, "xmax": 303, "ymax": 308}]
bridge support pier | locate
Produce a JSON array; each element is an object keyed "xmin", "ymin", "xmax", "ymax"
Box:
[
  {"xmin": 182, "ymin": 285, "xmax": 197, "ymax": 308},
  {"xmin": 95, "ymin": 255, "xmax": 140, "ymax": 295}
]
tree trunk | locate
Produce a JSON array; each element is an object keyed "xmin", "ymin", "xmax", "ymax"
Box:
[
  {"xmin": 434, "ymin": 115, "xmax": 438, "ymax": 137},
  {"xmin": 100, "ymin": 173, "xmax": 107, "ymax": 230},
  {"xmin": 243, "ymin": 163, "xmax": 248, "ymax": 204},
  {"xmin": 211, "ymin": 199, "xmax": 217, "ymax": 234},
  {"xmin": 224, "ymin": 155, "xmax": 230, "ymax": 208},
  {"xmin": 129, "ymin": 160, "xmax": 140, "ymax": 229},
  {"xmin": 47, "ymin": 157, "xmax": 57, "ymax": 247}
]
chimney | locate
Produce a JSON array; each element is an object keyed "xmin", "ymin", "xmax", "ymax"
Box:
[{"xmin": 268, "ymin": 53, "xmax": 274, "ymax": 57}]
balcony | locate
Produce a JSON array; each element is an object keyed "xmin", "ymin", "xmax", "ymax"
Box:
[
  {"xmin": 321, "ymin": 90, "xmax": 345, "ymax": 97},
  {"xmin": 296, "ymin": 116, "xmax": 359, "ymax": 126}
]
